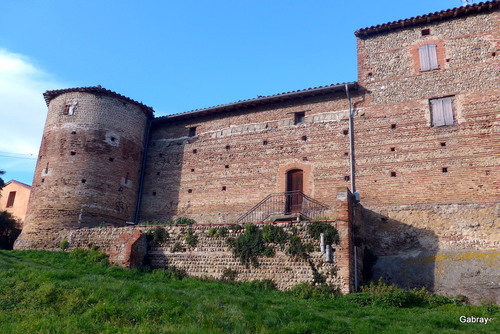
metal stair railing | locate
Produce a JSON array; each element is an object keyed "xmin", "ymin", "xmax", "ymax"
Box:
[{"xmin": 236, "ymin": 191, "xmax": 329, "ymax": 224}]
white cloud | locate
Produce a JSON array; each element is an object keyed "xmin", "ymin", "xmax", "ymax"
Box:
[{"xmin": 0, "ymin": 49, "xmax": 63, "ymax": 155}]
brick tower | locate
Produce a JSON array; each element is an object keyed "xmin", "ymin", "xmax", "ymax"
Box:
[{"xmin": 14, "ymin": 86, "xmax": 153, "ymax": 249}]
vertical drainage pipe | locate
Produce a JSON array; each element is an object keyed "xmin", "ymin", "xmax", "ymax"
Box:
[
  {"xmin": 345, "ymin": 83, "xmax": 356, "ymax": 194},
  {"xmin": 345, "ymin": 83, "xmax": 358, "ymax": 291},
  {"xmin": 134, "ymin": 117, "xmax": 152, "ymax": 224}
]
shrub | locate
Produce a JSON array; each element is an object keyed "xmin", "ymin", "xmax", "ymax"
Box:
[
  {"xmin": 147, "ymin": 226, "xmax": 169, "ymax": 243},
  {"xmin": 69, "ymin": 247, "xmax": 108, "ymax": 265},
  {"xmin": 207, "ymin": 228, "xmax": 217, "ymax": 237},
  {"xmin": 344, "ymin": 293, "xmax": 375, "ymax": 306},
  {"xmin": 248, "ymin": 279, "xmax": 277, "ymax": 291},
  {"xmin": 175, "ymin": 217, "xmax": 196, "ymax": 225},
  {"xmin": 171, "ymin": 242, "xmax": 183, "ymax": 253},
  {"xmin": 0, "ymin": 211, "xmax": 21, "ymax": 250},
  {"xmin": 290, "ymin": 283, "xmax": 341, "ymax": 300},
  {"xmin": 374, "ymin": 290, "xmax": 422, "ymax": 308},
  {"xmin": 227, "ymin": 224, "xmax": 265, "ymax": 267},
  {"xmin": 59, "ymin": 240, "xmax": 70, "ymax": 251},
  {"xmin": 152, "ymin": 267, "xmax": 187, "ymax": 280},
  {"xmin": 221, "ymin": 268, "xmax": 238, "ymax": 282},
  {"xmin": 307, "ymin": 221, "xmax": 339, "ymax": 245},
  {"xmin": 185, "ymin": 229, "xmax": 198, "ymax": 248},
  {"xmin": 208, "ymin": 227, "xmax": 228, "ymax": 238},
  {"xmin": 262, "ymin": 224, "xmax": 289, "ymax": 246},
  {"xmin": 360, "ymin": 278, "xmax": 399, "ymax": 296},
  {"xmin": 286, "ymin": 235, "xmax": 309, "ymax": 260}
]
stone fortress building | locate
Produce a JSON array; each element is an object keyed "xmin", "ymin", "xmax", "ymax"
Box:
[{"xmin": 14, "ymin": 1, "xmax": 499, "ymax": 302}]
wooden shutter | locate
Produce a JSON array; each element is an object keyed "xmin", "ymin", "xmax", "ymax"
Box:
[
  {"xmin": 419, "ymin": 44, "xmax": 438, "ymax": 71},
  {"xmin": 431, "ymin": 99, "xmax": 445, "ymax": 126},
  {"xmin": 442, "ymin": 98, "xmax": 454, "ymax": 125},
  {"xmin": 419, "ymin": 45, "xmax": 430, "ymax": 71},
  {"xmin": 428, "ymin": 44, "xmax": 439, "ymax": 70}
]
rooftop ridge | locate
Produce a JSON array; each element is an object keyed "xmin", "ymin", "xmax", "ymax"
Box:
[
  {"xmin": 43, "ymin": 85, "xmax": 155, "ymax": 117},
  {"xmin": 155, "ymin": 81, "xmax": 358, "ymax": 122},
  {"xmin": 355, "ymin": 0, "xmax": 499, "ymax": 37}
]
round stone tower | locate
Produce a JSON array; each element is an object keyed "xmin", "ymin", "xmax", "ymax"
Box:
[{"xmin": 14, "ymin": 86, "xmax": 153, "ymax": 250}]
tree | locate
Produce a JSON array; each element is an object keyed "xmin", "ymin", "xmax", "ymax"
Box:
[
  {"xmin": 0, "ymin": 211, "xmax": 21, "ymax": 249},
  {"xmin": 0, "ymin": 170, "xmax": 5, "ymax": 191}
]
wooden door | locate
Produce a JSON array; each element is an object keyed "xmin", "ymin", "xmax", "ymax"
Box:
[{"xmin": 286, "ymin": 169, "xmax": 303, "ymax": 213}]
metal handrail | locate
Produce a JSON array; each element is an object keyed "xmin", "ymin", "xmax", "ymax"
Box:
[{"xmin": 236, "ymin": 191, "xmax": 329, "ymax": 224}]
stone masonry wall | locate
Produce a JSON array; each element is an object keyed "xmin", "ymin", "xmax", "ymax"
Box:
[
  {"xmin": 356, "ymin": 9, "xmax": 499, "ymax": 303},
  {"xmin": 66, "ymin": 189, "xmax": 356, "ymax": 293},
  {"xmin": 141, "ymin": 92, "xmax": 363, "ymax": 224},
  {"xmin": 15, "ymin": 92, "xmax": 150, "ymax": 250},
  {"xmin": 66, "ymin": 220, "xmax": 352, "ymax": 292}
]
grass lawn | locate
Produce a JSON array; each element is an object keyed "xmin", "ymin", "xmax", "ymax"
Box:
[{"xmin": 0, "ymin": 250, "xmax": 498, "ymax": 333}]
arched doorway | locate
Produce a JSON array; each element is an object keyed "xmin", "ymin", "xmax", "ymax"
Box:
[{"xmin": 286, "ymin": 169, "xmax": 303, "ymax": 214}]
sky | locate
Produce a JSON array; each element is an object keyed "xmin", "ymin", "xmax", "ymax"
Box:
[{"xmin": 0, "ymin": 0, "xmax": 470, "ymax": 185}]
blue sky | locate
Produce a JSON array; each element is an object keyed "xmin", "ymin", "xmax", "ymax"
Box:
[{"xmin": 0, "ymin": 0, "xmax": 468, "ymax": 185}]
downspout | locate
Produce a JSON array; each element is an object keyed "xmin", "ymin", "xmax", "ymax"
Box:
[
  {"xmin": 345, "ymin": 83, "xmax": 358, "ymax": 291},
  {"xmin": 345, "ymin": 83, "xmax": 356, "ymax": 194},
  {"xmin": 134, "ymin": 117, "xmax": 152, "ymax": 224}
]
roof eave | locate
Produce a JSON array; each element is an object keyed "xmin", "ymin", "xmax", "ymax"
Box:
[{"xmin": 155, "ymin": 82, "xmax": 358, "ymax": 123}]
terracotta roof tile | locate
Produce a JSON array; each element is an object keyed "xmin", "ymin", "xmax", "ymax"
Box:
[
  {"xmin": 155, "ymin": 82, "xmax": 358, "ymax": 122},
  {"xmin": 43, "ymin": 86, "xmax": 154, "ymax": 117},
  {"xmin": 355, "ymin": 0, "xmax": 499, "ymax": 37}
]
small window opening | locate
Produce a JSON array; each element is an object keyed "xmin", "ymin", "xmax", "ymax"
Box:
[
  {"xmin": 192, "ymin": 149, "xmax": 197, "ymax": 154},
  {"xmin": 188, "ymin": 126, "xmax": 197, "ymax": 137},
  {"xmin": 222, "ymin": 186, "xmax": 227, "ymax": 191},
  {"xmin": 367, "ymin": 72, "xmax": 373, "ymax": 77},
  {"xmin": 188, "ymin": 189, "xmax": 193, "ymax": 193},
  {"xmin": 159, "ymin": 153, "xmax": 163, "ymax": 157},
  {"xmin": 191, "ymin": 168, "xmax": 195, "ymax": 172},
  {"xmin": 81, "ymin": 179, "xmax": 87, "ymax": 184},
  {"xmin": 302, "ymin": 157, "xmax": 308, "ymax": 161},
  {"xmin": 391, "ymin": 124, "xmax": 397, "ymax": 129},
  {"xmin": 301, "ymin": 136, "xmax": 307, "ymax": 141},
  {"xmin": 125, "ymin": 173, "xmax": 129, "ymax": 184},
  {"xmin": 70, "ymin": 151, "xmax": 76, "ymax": 156},
  {"xmin": 343, "ymin": 129, "xmax": 349, "ymax": 135},
  {"xmin": 110, "ymin": 137, "xmax": 116, "ymax": 142},
  {"xmin": 390, "ymin": 172, "xmax": 397, "ymax": 177},
  {"xmin": 344, "ymin": 152, "xmax": 349, "ymax": 157},
  {"xmin": 71, "ymin": 131, "xmax": 76, "ymax": 134},
  {"xmin": 109, "ymin": 157, "xmax": 114, "ymax": 162},
  {"xmin": 344, "ymin": 176, "xmax": 350, "ymax": 182},
  {"xmin": 6, "ymin": 192, "xmax": 16, "ymax": 207},
  {"xmin": 294, "ymin": 112, "xmax": 305, "ymax": 125},
  {"xmin": 263, "ymin": 140, "xmax": 268, "ymax": 145},
  {"xmin": 156, "ymin": 171, "xmax": 160, "ymax": 176},
  {"xmin": 225, "ymin": 165, "xmax": 229, "ymax": 169},
  {"xmin": 41, "ymin": 178, "xmax": 45, "ymax": 183},
  {"xmin": 152, "ymin": 191, "xmax": 157, "ymax": 196},
  {"xmin": 442, "ymin": 167, "xmax": 448, "ymax": 173},
  {"xmin": 421, "ymin": 29, "xmax": 430, "ymax": 36},
  {"xmin": 492, "ymin": 52, "xmax": 496, "ymax": 57},
  {"xmin": 440, "ymin": 142, "xmax": 446, "ymax": 147},
  {"xmin": 225, "ymin": 145, "xmax": 230, "ymax": 150},
  {"xmin": 390, "ymin": 147, "xmax": 396, "ymax": 152}
]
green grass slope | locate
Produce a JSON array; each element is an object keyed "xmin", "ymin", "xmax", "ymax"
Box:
[{"xmin": 0, "ymin": 250, "xmax": 498, "ymax": 334}]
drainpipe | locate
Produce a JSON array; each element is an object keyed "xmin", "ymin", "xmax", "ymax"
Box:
[
  {"xmin": 345, "ymin": 83, "xmax": 356, "ymax": 194},
  {"xmin": 134, "ymin": 117, "xmax": 152, "ymax": 224},
  {"xmin": 345, "ymin": 83, "xmax": 358, "ymax": 291}
]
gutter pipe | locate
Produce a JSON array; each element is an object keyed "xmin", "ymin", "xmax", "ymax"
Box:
[{"xmin": 345, "ymin": 83, "xmax": 358, "ymax": 292}]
